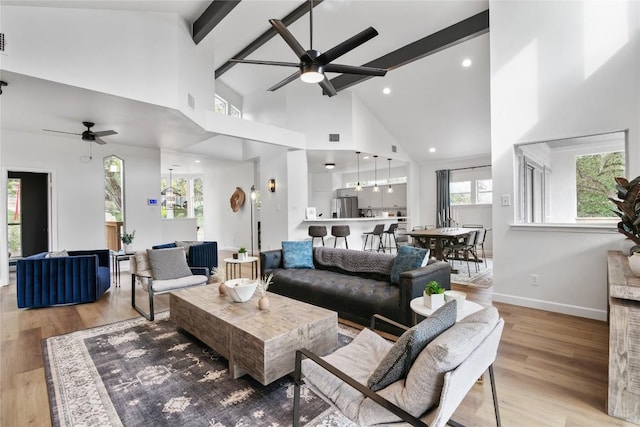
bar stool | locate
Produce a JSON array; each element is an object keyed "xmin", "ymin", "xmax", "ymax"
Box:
[
  {"xmin": 382, "ymin": 223, "xmax": 399, "ymax": 253},
  {"xmin": 308, "ymin": 225, "xmax": 327, "ymax": 246},
  {"xmin": 362, "ymin": 224, "xmax": 385, "ymax": 252},
  {"xmin": 331, "ymin": 225, "xmax": 350, "ymax": 249}
]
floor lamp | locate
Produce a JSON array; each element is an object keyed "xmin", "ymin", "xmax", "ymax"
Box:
[{"xmin": 250, "ymin": 185, "xmax": 256, "ymax": 256}]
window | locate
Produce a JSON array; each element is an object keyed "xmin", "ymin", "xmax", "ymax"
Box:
[
  {"xmin": 7, "ymin": 178, "xmax": 21, "ymax": 258},
  {"xmin": 215, "ymin": 94, "xmax": 242, "ymax": 118},
  {"xmin": 476, "ymin": 179, "xmax": 493, "ymax": 204},
  {"xmin": 516, "ymin": 131, "xmax": 626, "ymax": 224},
  {"xmin": 229, "ymin": 105, "xmax": 242, "ymax": 118},
  {"xmin": 160, "ymin": 175, "xmax": 205, "ymax": 239},
  {"xmin": 214, "ymin": 95, "xmax": 228, "ymax": 114},
  {"xmin": 450, "ymin": 181, "xmax": 471, "ymax": 205},
  {"xmin": 576, "ymin": 151, "xmax": 624, "ymax": 218}
]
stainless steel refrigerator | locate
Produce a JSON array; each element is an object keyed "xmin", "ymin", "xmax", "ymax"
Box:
[{"xmin": 336, "ymin": 196, "xmax": 359, "ymax": 218}]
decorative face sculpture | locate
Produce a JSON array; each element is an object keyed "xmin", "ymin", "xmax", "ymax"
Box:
[{"xmin": 230, "ymin": 187, "xmax": 246, "ymax": 212}]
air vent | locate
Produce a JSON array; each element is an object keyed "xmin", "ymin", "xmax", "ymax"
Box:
[
  {"xmin": 329, "ymin": 133, "xmax": 340, "ymax": 142},
  {"xmin": 0, "ymin": 33, "xmax": 5, "ymax": 52},
  {"xmin": 187, "ymin": 93, "xmax": 195, "ymax": 110},
  {"xmin": 391, "ymin": 145, "xmax": 397, "ymax": 153}
]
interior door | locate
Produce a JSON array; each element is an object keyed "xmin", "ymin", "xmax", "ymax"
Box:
[{"xmin": 8, "ymin": 171, "xmax": 49, "ymax": 256}]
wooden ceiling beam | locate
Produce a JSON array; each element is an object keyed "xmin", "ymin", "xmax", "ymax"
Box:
[
  {"xmin": 327, "ymin": 9, "xmax": 489, "ymax": 94},
  {"xmin": 215, "ymin": 0, "xmax": 324, "ymax": 79},
  {"xmin": 193, "ymin": 0, "xmax": 242, "ymax": 45}
]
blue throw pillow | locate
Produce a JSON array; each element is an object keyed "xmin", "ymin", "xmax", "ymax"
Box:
[
  {"xmin": 282, "ymin": 241, "xmax": 315, "ymax": 269},
  {"xmin": 390, "ymin": 245, "xmax": 430, "ymax": 284}
]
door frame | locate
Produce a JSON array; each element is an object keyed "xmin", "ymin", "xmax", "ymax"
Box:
[{"xmin": 1, "ymin": 166, "xmax": 57, "ymax": 286}]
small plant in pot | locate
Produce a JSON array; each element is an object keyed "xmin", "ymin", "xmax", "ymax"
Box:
[
  {"xmin": 238, "ymin": 247, "xmax": 248, "ymax": 260},
  {"xmin": 424, "ymin": 280, "xmax": 445, "ymax": 309},
  {"xmin": 120, "ymin": 230, "xmax": 135, "ymax": 253},
  {"xmin": 609, "ymin": 175, "xmax": 640, "ymax": 275}
]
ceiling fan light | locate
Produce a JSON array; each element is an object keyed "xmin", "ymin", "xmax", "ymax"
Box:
[
  {"xmin": 300, "ymin": 63, "xmax": 325, "ymax": 83},
  {"xmin": 325, "ymin": 163, "xmax": 335, "ymax": 170}
]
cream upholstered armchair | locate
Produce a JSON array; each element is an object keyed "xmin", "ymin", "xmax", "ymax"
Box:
[
  {"xmin": 293, "ymin": 301, "xmax": 503, "ymax": 427},
  {"xmin": 131, "ymin": 247, "xmax": 209, "ymax": 320}
]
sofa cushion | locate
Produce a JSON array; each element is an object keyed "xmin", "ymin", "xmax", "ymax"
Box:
[
  {"xmin": 46, "ymin": 249, "xmax": 69, "ymax": 258},
  {"xmin": 150, "ymin": 275, "xmax": 208, "ymax": 293},
  {"xmin": 359, "ymin": 306, "xmax": 499, "ymax": 423},
  {"xmin": 24, "ymin": 252, "xmax": 48, "ymax": 260},
  {"xmin": 147, "ymin": 247, "xmax": 192, "ymax": 280},
  {"xmin": 302, "ymin": 328, "xmax": 392, "ymax": 421},
  {"xmin": 282, "ymin": 241, "xmax": 315, "ymax": 269},
  {"xmin": 367, "ymin": 300, "xmax": 457, "ymax": 391},
  {"xmin": 390, "ymin": 245, "xmax": 430, "ymax": 284}
]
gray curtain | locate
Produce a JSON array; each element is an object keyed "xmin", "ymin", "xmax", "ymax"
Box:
[{"xmin": 436, "ymin": 169, "xmax": 450, "ymax": 227}]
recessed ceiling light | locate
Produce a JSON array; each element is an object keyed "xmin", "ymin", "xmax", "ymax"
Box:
[
  {"xmin": 462, "ymin": 58, "xmax": 472, "ymax": 67},
  {"xmin": 382, "ymin": 87, "xmax": 391, "ymax": 95},
  {"xmin": 429, "ymin": 147, "xmax": 436, "ymax": 153},
  {"xmin": 194, "ymin": 160, "xmax": 201, "ymax": 163},
  {"xmin": 363, "ymin": 155, "xmax": 370, "ymax": 160},
  {"xmin": 325, "ymin": 163, "xmax": 335, "ymax": 170}
]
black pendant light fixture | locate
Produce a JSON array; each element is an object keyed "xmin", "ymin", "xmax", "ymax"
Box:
[
  {"xmin": 387, "ymin": 158, "xmax": 394, "ymax": 193},
  {"xmin": 373, "ymin": 155, "xmax": 380, "ymax": 192},
  {"xmin": 355, "ymin": 151, "xmax": 362, "ymax": 191}
]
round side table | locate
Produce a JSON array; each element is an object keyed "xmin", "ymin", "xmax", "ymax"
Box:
[
  {"xmin": 224, "ymin": 256, "xmax": 259, "ymax": 280},
  {"xmin": 410, "ymin": 297, "xmax": 483, "ymax": 325}
]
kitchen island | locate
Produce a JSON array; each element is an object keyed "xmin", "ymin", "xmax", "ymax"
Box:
[{"xmin": 302, "ymin": 217, "xmax": 409, "ymax": 251}]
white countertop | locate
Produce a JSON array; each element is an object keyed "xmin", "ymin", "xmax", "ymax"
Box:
[{"xmin": 303, "ymin": 217, "xmax": 409, "ymax": 222}]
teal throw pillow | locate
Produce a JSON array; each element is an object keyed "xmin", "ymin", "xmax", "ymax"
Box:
[
  {"xmin": 282, "ymin": 241, "xmax": 315, "ymax": 269},
  {"xmin": 390, "ymin": 245, "xmax": 430, "ymax": 284}
]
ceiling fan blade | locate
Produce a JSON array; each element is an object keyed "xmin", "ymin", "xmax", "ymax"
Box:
[
  {"xmin": 267, "ymin": 71, "xmax": 300, "ymax": 92},
  {"xmin": 317, "ymin": 27, "xmax": 379, "ymax": 64},
  {"xmin": 93, "ymin": 130, "xmax": 117, "ymax": 137},
  {"xmin": 324, "ymin": 63, "xmax": 387, "ymax": 76},
  {"xmin": 230, "ymin": 58, "xmax": 300, "ymax": 68},
  {"xmin": 42, "ymin": 129, "xmax": 81, "ymax": 136},
  {"xmin": 318, "ymin": 77, "xmax": 337, "ymax": 97},
  {"xmin": 94, "ymin": 136, "xmax": 108, "ymax": 145},
  {"xmin": 269, "ymin": 19, "xmax": 311, "ymax": 61}
]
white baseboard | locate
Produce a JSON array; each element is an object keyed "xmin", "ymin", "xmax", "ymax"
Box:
[{"xmin": 492, "ymin": 292, "xmax": 607, "ymax": 321}]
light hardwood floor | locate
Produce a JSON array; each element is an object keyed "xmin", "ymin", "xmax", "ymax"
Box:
[{"xmin": 0, "ymin": 255, "xmax": 634, "ymax": 426}]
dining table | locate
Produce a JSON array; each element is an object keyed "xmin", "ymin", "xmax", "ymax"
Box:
[{"xmin": 405, "ymin": 227, "xmax": 478, "ymax": 262}]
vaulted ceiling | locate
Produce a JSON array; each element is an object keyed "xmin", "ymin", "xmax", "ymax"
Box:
[{"xmin": 0, "ymin": 0, "xmax": 491, "ymax": 173}]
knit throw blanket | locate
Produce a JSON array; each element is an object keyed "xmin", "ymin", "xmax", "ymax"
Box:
[{"xmin": 314, "ymin": 247, "xmax": 395, "ymax": 276}]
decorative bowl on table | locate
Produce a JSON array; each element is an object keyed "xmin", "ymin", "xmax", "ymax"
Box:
[
  {"xmin": 225, "ymin": 278, "xmax": 257, "ymax": 302},
  {"xmin": 444, "ymin": 290, "xmax": 466, "ymax": 309}
]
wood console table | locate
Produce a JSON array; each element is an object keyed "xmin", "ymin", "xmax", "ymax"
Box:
[{"xmin": 607, "ymin": 250, "xmax": 640, "ymax": 424}]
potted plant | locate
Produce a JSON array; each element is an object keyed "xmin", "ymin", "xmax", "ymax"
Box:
[
  {"xmin": 121, "ymin": 230, "xmax": 135, "ymax": 253},
  {"xmin": 610, "ymin": 175, "xmax": 640, "ymax": 275},
  {"xmin": 423, "ymin": 280, "xmax": 445, "ymax": 309},
  {"xmin": 237, "ymin": 247, "xmax": 248, "ymax": 260}
]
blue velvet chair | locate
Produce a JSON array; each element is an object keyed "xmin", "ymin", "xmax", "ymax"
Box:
[
  {"xmin": 152, "ymin": 241, "xmax": 218, "ymax": 273},
  {"xmin": 16, "ymin": 249, "xmax": 111, "ymax": 308}
]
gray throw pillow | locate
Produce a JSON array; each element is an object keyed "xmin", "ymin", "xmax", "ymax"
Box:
[
  {"xmin": 46, "ymin": 249, "xmax": 69, "ymax": 258},
  {"xmin": 146, "ymin": 247, "xmax": 192, "ymax": 280},
  {"xmin": 367, "ymin": 300, "xmax": 457, "ymax": 391}
]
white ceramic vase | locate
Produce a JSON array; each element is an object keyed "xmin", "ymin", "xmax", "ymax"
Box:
[
  {"xmin": 619, "ymin": 239, "xmax": 637, "ymax": 256},
  {"xmin": 424, "ymin": 292, "xmax": 445, "ymax": 309},
  {"xmin": 628, "ymin": 253, "xmax": 640, "ymax": 277},
  {"xmin": 124, "ymin": 244, "xmax": 133, "ymax": 253}
]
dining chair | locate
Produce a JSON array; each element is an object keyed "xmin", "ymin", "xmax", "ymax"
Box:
[
  {"xmin": 474, "ymin": 228, "xmax": 488, "ymax": 265},
  {"xmin": 444, "ymin": 230, "xmax": 479, "ymax": 276}
]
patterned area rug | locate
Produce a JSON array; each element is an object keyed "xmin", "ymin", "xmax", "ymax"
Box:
[
  {"xmin": 449, "ymin": 258, "xmax": 493, "ymax": 289},
  {"xmin": 43, "ymin": 313, "xmax": 358, "ymax": 427}
]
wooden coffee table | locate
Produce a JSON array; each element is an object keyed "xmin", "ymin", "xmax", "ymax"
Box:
[{"xmin": 170, "ymin": 286, "xmax": 338, "ymax": 385}]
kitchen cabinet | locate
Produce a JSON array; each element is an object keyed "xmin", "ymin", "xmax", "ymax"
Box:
[{"xmin": 382, "ymin": 184, "xmax": 407, "ymax": 208}]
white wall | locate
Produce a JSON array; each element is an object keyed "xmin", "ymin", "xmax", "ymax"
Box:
[
  {"xmin": 490, "ymin": 0, "xmax": 640, "ymax": 320},
  {"xmin": 0, "ymin": 130, "xmax": 162, "ymax": 284},
  {"xmin": 2, "ymin": 6, "xmax": 215, "ymax": 128}
]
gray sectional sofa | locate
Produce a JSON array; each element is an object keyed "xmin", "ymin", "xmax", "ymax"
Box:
[{"xmin": 260, "ymin": 246, "xmax": 451, "ymax": 330}]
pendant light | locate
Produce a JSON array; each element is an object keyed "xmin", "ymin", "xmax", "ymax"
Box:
[
  {"xmin": 373, "ymin": 155, "xmax": 380, "ymax": 192},
  {"xmin": 387, "ymin": 158, "xmax": 394, "ymax": 193},
  {"xmin": 355, "ymin": 151, "xmax": 362, "ymax": 191}
]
